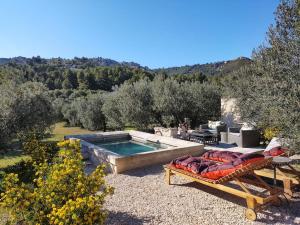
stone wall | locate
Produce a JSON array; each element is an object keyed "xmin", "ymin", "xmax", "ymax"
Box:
[{"xmin": 221, "ymin": 98, "xmax": 241, "ymax": 127}]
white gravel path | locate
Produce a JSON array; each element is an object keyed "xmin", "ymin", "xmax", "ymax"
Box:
[{"xmin": 99, "ymin": 164, "xmax": 300, "ymax": 225}]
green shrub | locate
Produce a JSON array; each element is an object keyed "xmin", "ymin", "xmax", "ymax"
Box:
[
  {"xmin": 224, "ymin": 0, "xmax": 300, "ymax": 152},
  {"xmin": 22, "ymin": 136, "xmax": 59, "ymax": 164},
  {"xmin": 0, "ymin": 158, "xmax": 35, "ymax": 190},
  {"xmin": 0, "ymin": 81, "xmax": 55, "ymax": 146},
  {"xmin": 102, "ymin": 78, "xmax": 221, "ymax": 129},
  {"xmin": 0, "ymin": 139, "xmax": 113, "ymax": 225},
  {"xmin": 263, "ymin": 127, "xmax": 280, "ymax": 142}
]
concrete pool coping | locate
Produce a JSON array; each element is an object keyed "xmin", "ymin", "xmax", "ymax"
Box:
[{"xmin": 66, "ymin": 131, "xmax": 204, "ymax": 173}]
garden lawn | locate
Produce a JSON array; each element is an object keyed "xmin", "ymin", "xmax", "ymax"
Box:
[
  {"xmin": 0, "ymin": 122, "xmax": 97, "ymax": 168},
  {"xmin": 0, "ymin": 150, "xmax": 30, "ymax": 169},
  {"xmin": 48, "ymin": 122, "xmax": 136, "ymax": 142},
  {"xmin": 47, "ymin": 122, "xmax": 99, "ymax": 142}
]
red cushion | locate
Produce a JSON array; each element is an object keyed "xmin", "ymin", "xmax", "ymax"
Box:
[
  {"xmin": 171, "ymin": 153, "xmax": 265, "ymax": 180},
  {"xmin": 201, "ymin": 150, "xmax": 242, "ymax": 163},
  {"xmin": 172, "ymin": 157, "xmax": 216, "ymax": 174},
  {"xmin": 174, "ymin": 162, "xmax": 196, "ymax": 173},
  {"xmin": 201, "ymin": 157, "xmax": 264, "ymax": 180},
  {"xmin": 264, "ymin": 147, "xmax": 286, "ymax": 157},
  {"xmin": 201, "ymin": 167, "xmax": 237, "ymax": 180}
]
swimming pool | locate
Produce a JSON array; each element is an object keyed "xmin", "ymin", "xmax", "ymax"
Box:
[
  {"xmin": 66, "ymin": 131, "xmax": 204, "ymax": 173},
  {"xmin": 95, "ymin": 140, "xmax": 169, "ymax": 156}
]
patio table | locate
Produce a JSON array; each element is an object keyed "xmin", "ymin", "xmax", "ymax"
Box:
[
  {"xmin": 272, "ymin": 156, "xmax": 293, "ymax": 185},
  {"xmin": 188, "ymin": 131, "xmax": 219, "ymax": 145}
]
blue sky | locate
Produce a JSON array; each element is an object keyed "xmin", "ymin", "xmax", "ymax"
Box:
[{"xmin": 0, "ymin": 0, "xmax": 279, "ymax": 68}]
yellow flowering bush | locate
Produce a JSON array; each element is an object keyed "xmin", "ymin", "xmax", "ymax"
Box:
[
  {"xmin": 0, "ymin": 139, "xmax": 113, "ymax": 225},
  {"xmin": 263, "ymin": 127, "xmax": 280, "ymax": 141},
  {"xmin": 22, "ymin": 135, "xmax": 59, "ymax": 164}
]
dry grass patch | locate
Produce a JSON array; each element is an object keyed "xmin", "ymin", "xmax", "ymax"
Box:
[
  {"xmin": 0, "ymin": 150, "xmax": 30, "ymax": 169},
  {"xmin": 47, "ymin": 122, "xmax": 99, "ymax": 142}
]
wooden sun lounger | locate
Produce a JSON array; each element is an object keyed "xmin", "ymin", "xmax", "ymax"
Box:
[
  {"xmin": 164, "ymin": 158, "xmax": 283, "ymax": 221},
  {"xmin": 254, "ymin": 164, "xmax": 300, "ymax": 199},
  {"xmin": 253, "ymin": 152, "xmax": 300, "ymax": 198}
]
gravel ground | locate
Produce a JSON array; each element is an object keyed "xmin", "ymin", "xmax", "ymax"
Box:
[{"xmin": 100, "ymin": 164, "xmax": 300, "ymax": 225}]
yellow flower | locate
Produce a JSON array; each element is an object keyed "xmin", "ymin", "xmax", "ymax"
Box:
[
  {"xmin": 24, "ymin": 201, "xmax": 30, "ymax": 206},
  {"xmin": 0, "ymin": 139, "xmax": 112, "ymax": 224}
]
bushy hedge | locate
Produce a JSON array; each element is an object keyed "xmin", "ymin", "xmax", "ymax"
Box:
[{"xmin": 22, "ymin": 136, "xmax": 59, "ymax": 164}]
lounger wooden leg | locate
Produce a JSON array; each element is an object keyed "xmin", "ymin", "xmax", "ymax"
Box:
[
  {"xmin": 245, "ymin": 197, "xmax": 257, "ymax": 221},
  {"xmin": 165, "ymin": 168, "xmax": 171, "ymax": 185},
  {"xmin": 283, "ymin": 178, "xmax": 293, "ymax": 199}
]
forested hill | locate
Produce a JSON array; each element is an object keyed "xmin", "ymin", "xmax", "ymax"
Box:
[
  {"xmin": 155, "ymin": 57, "xmax": 251, "ymax": 76},
  {"xmin": 0, "ymin": 56, "xmax": 251, "ymax": 91},
  {"xmin": 0, "ymin": 56, "xmax": 142, "ymax": 68}
]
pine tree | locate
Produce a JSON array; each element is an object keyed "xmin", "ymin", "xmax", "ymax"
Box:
[
  {"xmin": 77, "ymin": 71, "xmax": 89, "ymax": 90},
  {"xmin": 62, "ymin": 70, "xmax": 78, "ymax": 89}
]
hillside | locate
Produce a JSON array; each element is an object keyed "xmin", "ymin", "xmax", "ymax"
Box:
[
  {"xmin": 0, "ymin": 56, "xmax": 142, "ymax": 68},
  {"xmin": 155, "ymin": 57, "xmax": 251, "ymax": 76},
  {"xmin": 0, "ymin": 56, "xmax": 251, "ymax": 91}
]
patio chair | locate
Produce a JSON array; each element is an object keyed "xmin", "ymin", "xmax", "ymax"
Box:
[
  {"xmin": 164, "ymin": 157, "xmax": 283, "ymax": 221},
  {"xmin": 201, "ymin": 148, "xmax": 300, "ymax": 199},
  {"xmin": 199, "ymin": 121, "xmax": 227, "ymax": 141},
  {"xmin": 227, "ymin": 127, "xmax": 260, "ymax": 147},
  {"xmin": 254, "ymin": 138, "xmax": 300, "ymax": 198},
  {"xmin": 201, "ymin": 147, "xmax": 300, "ymax": 199},
  {"xmin": 254, "ymin": 165, "xmax": 300, "ymax": 199}
]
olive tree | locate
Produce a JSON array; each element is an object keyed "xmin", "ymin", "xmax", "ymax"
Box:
[
  {"xmin": 102, "ymin": 92, "xmax": 126, "ymax": 130},
  {"xmin": 225, "ymin": 0, "xmax": 300, "ymax": 152},
  {"xmin": 61, "ymin": 100, "xmax": 81, "ymax": 127},
  {"xmin": 103, "ymin": 80, "xmax": 155, "ymax": 130},
  {"xmin": 151, "ymin": 78, "xmax": 220, "ymax": 127},
  {"xmin": 0, "ymin": 81, "xmax": 55, "ymax": 145},
  {"xmin": 76, "ymin": 93, "xmax": 106, "ymax": 131},
  {"xmin": 184, "ymin": 82, "xmax": 221, "ymax": 127},
  {"xmin": 151, "ymin": 77, "xmax": 187, "ymax": 127}
]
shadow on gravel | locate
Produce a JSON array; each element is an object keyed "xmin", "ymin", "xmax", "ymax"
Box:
[
  {"xmin": 122, "ymin": 164, "xmax": 164, "ymax": 177},
  {"xmin": 175, "ymin": 181, "xmax": 246, "ymax": 206},
  {"xmin": 258, "ymin": 198, "xmax": 300, "ymax": 224},
  {"xmin": 174, "ymin": 181, "xmax": 300, "ymax": 224},
  {"xmin": 106, "ymin": 211, "xmax": 154, "ymax": 225}
]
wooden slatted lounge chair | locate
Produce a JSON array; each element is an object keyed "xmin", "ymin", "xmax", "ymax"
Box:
[
  {"xmin": 254, "ymin": 162, "xmax": 300, "ymax": 199},
  {"xmin": 202, "ymin": 146, "xmax": 300, "ymax": 199},
  {"xmin": 254, "ymin": 138, "xmax": 300, "ymax": 198},
  {"xmin": 164, "ymin": 158, "xmax": 283, "ymax": 221}
]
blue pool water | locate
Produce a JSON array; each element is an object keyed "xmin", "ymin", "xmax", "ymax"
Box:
[{"xmin": 96, "ymin": 140, "xmax": 167, "ymax": 156}]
